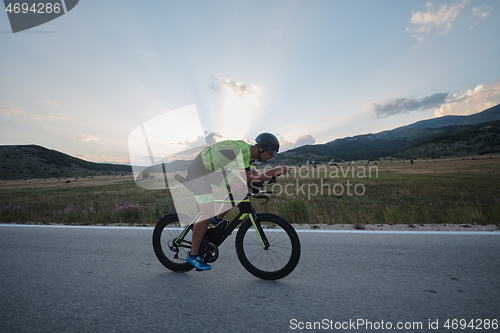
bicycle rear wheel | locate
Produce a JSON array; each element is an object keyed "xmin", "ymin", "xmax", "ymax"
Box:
[
  {"xmin": 152, "ymin": 213, "xmax": 194, "ymax": 272},
  {"xmin": 235, "ymin": 213, "xmax": 301, "ymax": 280}
]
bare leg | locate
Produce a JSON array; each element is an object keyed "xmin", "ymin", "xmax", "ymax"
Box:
[
  {"xmin": 190, "ymin": 203, "xmax": 214, "ymax": 255},
  {"xmin": 191, "ymin": 218, "xmax": 210, "ymax": 255},
  {"xmin": 215, "ymin": 174, "xmax": 247, "ymax": 220}
]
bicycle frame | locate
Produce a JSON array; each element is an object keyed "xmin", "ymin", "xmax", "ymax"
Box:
[
  {"xmin": 173, "ymin": 193, "xmax": 271, "ymax": 251},
  {"xmin": 154, "ymin": 174, "xmax": 300, "ymax": 279}
]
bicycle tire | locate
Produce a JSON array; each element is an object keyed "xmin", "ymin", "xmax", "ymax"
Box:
[
  {"xmin": 152, "ymin": 213, "xmax": 194, "ymax": 272},
  {"xmin": 235, "ymin": 213, "xmax": 301, "ymax": 280}
]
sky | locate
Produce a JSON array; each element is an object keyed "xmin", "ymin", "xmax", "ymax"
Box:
[{"xmin": 1, "ymin": 0, "xmax": 500, "ymax": 164}]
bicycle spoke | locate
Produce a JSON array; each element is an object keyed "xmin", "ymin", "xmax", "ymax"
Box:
[
  {"xmin": 241, "ymin": 223, "xmax": 294, "ymax": 273},
  {"xmin": 152, "ymin": 214, "xmax": 195, "ymax": 272}
]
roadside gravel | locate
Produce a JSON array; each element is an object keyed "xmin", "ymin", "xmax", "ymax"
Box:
[{"xmin": 291, "ymin": 223, "xmax": 500, "ymax": 231}]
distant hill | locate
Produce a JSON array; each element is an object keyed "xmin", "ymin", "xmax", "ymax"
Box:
[
  {"xmin": 403, "ymin": 104, "xmax": 500, "ymax": 129},
  {"xmin": 401, "ymin": 115, "xmax": 468, "ymax": 129},
  {"xmin": 271, "ymin": 103, "xmax": 500, "ymax": 164},
  {"xmin": 0, "ymin": 145, "xmax": 194, "ymax": 180},
  {"xmin": 3, "ymin": 104, "xmax": 499, "ymax": 179},
  {"xmin": 0, "ymin": 145, "xmax": 132, "ymax": 180},
  {"xmin": 394, "ymin": 120, "xmax": 500, "ymax": 159}
]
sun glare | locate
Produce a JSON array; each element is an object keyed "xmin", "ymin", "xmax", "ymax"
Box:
[
  {"xmin": 128, "ymin": 105, "xmax": 206, "ymax": 166},
  {"xmin": 219, "ymin": 89, "xmax": 261, "ymax": 140}
]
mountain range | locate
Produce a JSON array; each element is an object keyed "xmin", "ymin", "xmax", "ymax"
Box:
[
  {"xmin": 0, "ymin": 145, "xmax": 132, "ymax": 180},
  {"xmin": 271, "ymin": 103, "xmax": 500, "ymax": 165},
  {"xmin": 1, "ymin": 103, "xmax": 499, "ymax": 180}
]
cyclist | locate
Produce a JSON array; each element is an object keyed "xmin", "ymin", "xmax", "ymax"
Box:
[{"xmin": 186, "ymin": 132, "xmax": 289, "ymax": 270}]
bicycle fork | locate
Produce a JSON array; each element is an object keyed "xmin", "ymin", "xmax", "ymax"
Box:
[{"xmin": 246, "ymin": 213, "xmax": 270, "ymax": 250}]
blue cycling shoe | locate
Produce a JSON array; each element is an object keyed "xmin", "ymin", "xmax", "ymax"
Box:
[
  {"xmin": 186, "ymin": 252, "xmax": 212, "ymax": 271},
  {"xmin": 210, "ymin": 216, "xmax": 223, "ymax": 226},
  {"xmin": 210, "ymin": 216, "xmax": 232, "ymax": 235}
]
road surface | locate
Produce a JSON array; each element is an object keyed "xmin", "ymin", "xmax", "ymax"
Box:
[{"xmin": 1, "ymin": 225, "xmax": 499, "ymax": 332}]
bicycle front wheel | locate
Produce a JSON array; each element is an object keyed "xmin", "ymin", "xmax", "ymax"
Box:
[
  {"xmin": 152, "ymin": 213, "xmax": 194, "ymax": 272},
  {"xmin": 235, "ymin": 213, "xmax": 301, "ymax": 280}
]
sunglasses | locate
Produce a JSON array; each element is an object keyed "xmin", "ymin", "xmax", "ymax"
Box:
[{"xmin": 266, "ymin": 146, "xmax": 278, "ymax": 157}]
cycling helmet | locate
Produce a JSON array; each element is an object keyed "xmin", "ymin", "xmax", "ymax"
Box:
[{"xmin": 255, "ymin": 133, "xmax": 279, "ymax": 157}]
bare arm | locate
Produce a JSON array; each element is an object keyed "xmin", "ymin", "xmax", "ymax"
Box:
[{"xmin": 245, "ymin": 165, "xmax": 289, "ymax": 183}]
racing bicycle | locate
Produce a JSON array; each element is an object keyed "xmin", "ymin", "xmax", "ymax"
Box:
[{"xmin": 152, "ymin": 175, "xmax": 301, "ymax": 280}]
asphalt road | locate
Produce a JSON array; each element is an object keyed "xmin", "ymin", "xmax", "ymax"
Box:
[{"xmin": 1, "ymin": 225, "xmax": 499, "ymax": 333}]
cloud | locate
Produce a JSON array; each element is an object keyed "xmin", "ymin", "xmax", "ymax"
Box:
[
  {"xmin": 76, "ymin": 135, "xmax": 99, "ymax": 141},
  {"xmin": 470, "ymin": 6, "xmax": 492, "ymax": 29},
  {"xmin": 294, "ymin": 133, "xmax": 317, "ymax": 148},
  {"xmin": 208, "ymin": 81, "xmax": 220, "ymax": 92},
  {"xmin": 204, "ymin": 131, "xmax": 223, "ymax": 145},
  {"xmin": 472, "ymin": 6, "xmax": 491, "ymax": 18},
  {"xmin": 211, "ymin": 74, "xmax": 261, "ymax": 105},
  {"xmin": 434, "ymin": 82, "xmax": 500, "ymax": 117},
  {"xmin": 373, "ymin": 93, "xmax": 449, "ymax": 117},
  {"xmin": 277, "ymin": 133, "xmax": 317, "ymax": 152},
  {"xmin": 407, "ymin": 0, "xmax": 470, "ymax": 40},
  {"xmin": 372, "ymin": 83, "xmax": 500, "ymax": 118},
  {"xmin": 181, "ymin": 131, "xmax": 223, "ymax": 149},
  {"xmin": 41, "ymin": 100, "xmax": 58, "ymax": 106},
  {"xmin": 0, "ymin": 105, "xmax": 67, "ymax": 120},
  {"xmin": 0, "ymin": 105, "xmax": 27, "ymax": 116},
  {"xmin": 277, "ymin": 135, "xmax": 294, "ymax": 151},
  {"xmin": 31, "ymin": 113, "xmax": 64, "ymax": 120},
  {"xmin": 160, "ymin": 132, "xmax": 223, "ymax": 163}
]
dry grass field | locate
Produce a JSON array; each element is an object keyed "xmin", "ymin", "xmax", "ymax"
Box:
[
  {"xmin": 1, "ymin": 155, "xmax": 499, "ymax": 227},
  {"xmin": 266, "ymin": 156, "xmax": 500, "ymax": 226}
]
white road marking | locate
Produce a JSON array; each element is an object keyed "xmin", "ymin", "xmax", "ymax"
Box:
[{"xmin": 1, "ymin": 224, "xmax": 499, "ymax": 235}]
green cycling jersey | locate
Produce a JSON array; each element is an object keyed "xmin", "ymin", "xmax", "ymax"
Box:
[{"xmin": 200, "ymin": 140, "xmax": 255, "ymax": 173}]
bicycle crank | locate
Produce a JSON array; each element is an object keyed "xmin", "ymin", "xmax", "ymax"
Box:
[{"xmin": 200, "ymin": 241, "xmax": 219, "ymax": 263}]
